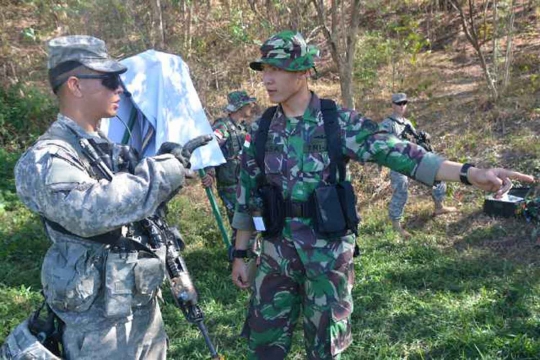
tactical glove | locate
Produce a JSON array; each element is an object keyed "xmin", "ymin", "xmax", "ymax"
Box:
[{"xmin": 157, "ymin": 134, "xmax": 212, "ymax": 169}]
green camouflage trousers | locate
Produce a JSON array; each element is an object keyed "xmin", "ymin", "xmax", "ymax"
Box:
[
  {"xmin": 217, "ymin": 184, "xmax": 237, "ymax": 237},
  {"xmin": 242, "ymin": 234, "xmax": 355, "ymax": 360}
]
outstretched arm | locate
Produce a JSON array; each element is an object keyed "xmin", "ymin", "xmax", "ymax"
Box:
[{"xmin": 436, "ymin": 160, "xmax": 535, "ymax": 198}]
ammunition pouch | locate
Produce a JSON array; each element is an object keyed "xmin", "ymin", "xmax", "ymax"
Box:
[
  {"xmin": 310, "ymin": 181, "xmax": 360, "ymax": 238},
  {"xmin": 257, "ymin": 182, "xmax": 285, "ymax": 238},
  {"xmin": 104, "ymin": 247, "xmax": 165, "ymax": 318}
]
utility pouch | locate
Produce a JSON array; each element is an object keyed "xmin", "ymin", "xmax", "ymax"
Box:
[
  {"xmin": 337, "ymin": 181, "xmax": 360, "ymax": 235},
  {"xmin": 257, "ymin": 182, "xmax": 285, "ymax": 238},
  {"xmin": 104, "ymin": 250, "xmax": 138, "ymax": 318},
  {"xmin": 133, "ymin": 255, "xmax": 165, "ymax": 306},
  {"xmin": 311, "ymin": 184, "xmax": 347, "ymax": 237}
]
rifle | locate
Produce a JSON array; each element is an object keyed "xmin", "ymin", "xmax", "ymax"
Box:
[
  {"xmin": 79, "ymin": 137, "xmax": 222, "ymax": 360},
  {"xmin": 402, "ymin": 124, "xmax": 433, "ymax": 152},
  {"xmin": 141, "ymin": 211, "xmax": 222, "ymax": 360}
]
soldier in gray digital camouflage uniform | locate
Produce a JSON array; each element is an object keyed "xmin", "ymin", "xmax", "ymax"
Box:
[
  {"xmin": 380, "ymin": 93, "xmax": 457, "ymax": 239},
  {"xmin": 230, "ymin": 30, "xmax": 533, "ymax": 360},
  {"xmin": 11, "ymin": 35, "xmax": 209, "ymax": 360}
]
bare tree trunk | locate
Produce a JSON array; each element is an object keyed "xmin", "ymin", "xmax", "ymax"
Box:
[
  {"xmin": 311, "ymin": 0, "xmax": 361, "ymax": 108},
  {"xmin": 150, "ymin": 0, "xmax": 165, "ymax": 49},
  {"xmin": 450, "ymin": 0, "xmax": 499, "ymax": 100}
]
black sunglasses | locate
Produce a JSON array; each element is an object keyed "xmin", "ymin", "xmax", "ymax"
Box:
[
  {"xmin": 393, "ymin": 101, "xmax": 408, "ymax": 106},
  {"xmin": 75, "ymin": 74, "xmax": 122, "ymax": 91}
]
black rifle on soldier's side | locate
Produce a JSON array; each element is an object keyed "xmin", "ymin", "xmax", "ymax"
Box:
[
  {"xmin": 402, "ymin": 124, "xmax": 433, "ymax": 152},
  {"xmin": 141, "ymin": 210, "xmax": 222, "ymax": 360}
]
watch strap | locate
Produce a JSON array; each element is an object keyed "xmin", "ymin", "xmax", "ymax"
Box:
[{"xmin": 460, "ymin": 163, "xmax": 475, "ymax": 186}]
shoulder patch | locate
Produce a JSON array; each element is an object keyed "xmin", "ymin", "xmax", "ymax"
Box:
[
  {"xmin": 45, "ymin": 155, "xmax": 92, "ymax": 186},
  {"xmin": 243, "ymin": 133, "xmax": 251, "ymax": 148},
  {"xmin": 213, "ymin": 129, "xmax": 224, "ymax": 140}
]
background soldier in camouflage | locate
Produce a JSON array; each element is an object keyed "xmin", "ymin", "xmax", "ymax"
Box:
[
  {"xmin": 380, "ymin": 93, "xmax": 457, "ymax": 239},
  {"xmin": 13, "ymin": 36, "xmax": 207, "ymax": 359},
  {"xmin": 201, "ymin": 90, "xmax": 259, "ymax": 239},
  {"xmin": 230, "ymin": 30, "xmax": 533, "ymax": 360}
]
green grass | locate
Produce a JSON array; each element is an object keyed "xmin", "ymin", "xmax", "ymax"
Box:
[{"xmin": 1, "ymin": 185, "xmax": 540, "ymax": 359}]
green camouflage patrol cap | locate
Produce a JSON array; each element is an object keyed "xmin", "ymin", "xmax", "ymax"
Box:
[
  {"xmin": 225, "ymin": 90, "xmax": 257, "ymax": 113},
  {"xmin": 47, "ymin": 35, "xmax": 127, "ymax": 74},
  {"xmin": 249, "ymin": 30, "xmax": 318, "ymax": 72}
]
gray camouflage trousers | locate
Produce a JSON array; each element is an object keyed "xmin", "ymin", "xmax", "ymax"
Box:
[
  {"xmin": 389, "ymin": 170, "xmax": 447, "ymax": 220},
  {"xmin": 61, "ymin": 299, "xmax": 166, "ymax": 360}
]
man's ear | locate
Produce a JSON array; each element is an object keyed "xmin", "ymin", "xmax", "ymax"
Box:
[{"xmin": 65, "ymin": 76, "xmax": 83, "ymax": 97}]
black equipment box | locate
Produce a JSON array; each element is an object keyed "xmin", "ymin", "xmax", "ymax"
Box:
[{"xmin": 483, "ymin": 187, "xmax": 530, "ymax": 218}]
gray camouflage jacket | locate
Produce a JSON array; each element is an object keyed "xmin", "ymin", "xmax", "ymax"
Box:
[{"xmin": 14, "ymin": 114, "xmax": 184, "ymax": 326}]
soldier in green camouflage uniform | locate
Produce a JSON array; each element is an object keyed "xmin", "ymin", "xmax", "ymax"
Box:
[
  {"xmin": 202, "ymin": 91, "xmax": 258, "ymax": 235},
  {"xmin": 230, "ymin": 30, "xmax": 534, "ymax": 360}
]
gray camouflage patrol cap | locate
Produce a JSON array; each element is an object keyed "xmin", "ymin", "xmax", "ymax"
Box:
[
  {"xmin": 249, "ymin": 30, "xmax": 318, "ymax": 72},
  {"xmin": 47, "ymin": 35, "xmax": 127, "ymax": 74},
  {"xmin": 391, "ymin": 93, "xmax": 408, "ymax": 103},
  {"xmin": 225, "ymin": 90, "xmax": 256, "ymax": 113}
]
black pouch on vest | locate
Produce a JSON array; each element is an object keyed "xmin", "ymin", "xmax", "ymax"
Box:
[
  {"xmin": 337, "ymin": 181, "xmax": 360, "ymax": 235},
  {"xmin": 311, "ymin": 184, "xmax": 347, "ymax": 237},
  {"xmin": 257, "ymin": 182, "xmax": 285, "ymax": 238}
]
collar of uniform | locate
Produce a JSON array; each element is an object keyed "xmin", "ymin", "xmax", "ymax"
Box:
[
  {"xmin": 302, "ymin": 91, "xmax": 321, "ymax": 123},
  {"xmin": 56, "ymin": 113, "xmax": 102, "ymax": 140},
  {"xmin": 389, "ymin": 115, "xmax": 406, "ymax": 124},
  {"xmin": 226, "ymin": 115, "xmax": 238, "ymax": 126}
]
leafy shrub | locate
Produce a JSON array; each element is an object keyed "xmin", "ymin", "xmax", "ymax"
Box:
[{"xmin": 0, "ymin": 84, "xmax": 57, "ymax": 152}]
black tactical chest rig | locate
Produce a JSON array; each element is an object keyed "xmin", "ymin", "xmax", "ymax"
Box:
[{"xmin": 254, "ymin": 99, "xmax": 360, "ymax": 239}]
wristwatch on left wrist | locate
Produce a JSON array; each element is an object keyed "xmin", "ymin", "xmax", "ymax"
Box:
[
  {"xmin": 459, "ymin": 163, "xmax": 475, "ymax": 186},
  {"xmin": 228, "ymin": 247, "xmax": 249, "ymax": 262}
]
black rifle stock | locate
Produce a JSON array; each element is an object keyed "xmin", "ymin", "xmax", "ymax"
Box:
[{"xmin": 402, "ymin": 124, "xmax": 433, "ymax": 152}]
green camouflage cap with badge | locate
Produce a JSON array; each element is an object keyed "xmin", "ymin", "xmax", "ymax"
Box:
[
  {"xmin": 225, "ymin": 90, "xmax": 257, "ymax": 113},
  {"xmin": 249, "ymin": 30, "xmax": 318, "ymax": 72},
  {"xmin": 47, "ymin": 35, "xmax": 127, "ymax": 92}
]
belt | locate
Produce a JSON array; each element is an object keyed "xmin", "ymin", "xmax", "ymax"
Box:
[{"xmin": 284, "ymin": 200, "xmax": 312, "ymax": 218}]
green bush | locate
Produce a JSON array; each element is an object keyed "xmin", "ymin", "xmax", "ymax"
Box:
[{"xmin": 0, "ymin": 84, "xmax": 57, "ymax": 152}]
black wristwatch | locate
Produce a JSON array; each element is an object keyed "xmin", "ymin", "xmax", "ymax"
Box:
[
  {"xmin": 459, "ymin": 163, "xmax": 475, "ymax": 186},
  {"xmin": 228, "ymin": 247, "xmax": 249, "ymax": 262}
]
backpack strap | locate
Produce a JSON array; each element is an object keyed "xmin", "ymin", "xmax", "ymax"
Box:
[
  {"xmin": 255, "ymin": 106, "xmax": 277, "ymax": 176},
  {"xmin": 320, "ymin": 99, "xmax": 344, "ymax": 184}
]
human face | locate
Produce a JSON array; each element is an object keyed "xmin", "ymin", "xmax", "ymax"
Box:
[
  {"xmin": 392, "ymin": 101, "xmax": 407, "ymax": 117},
  {"xmin": 239, "ymin": 102, "xmax": 260, "ymax": 123},
  {"xmin": 75, "ymin": 72, "xmax": 124, "ymax": 119},
  {"xmin": 261, "ymin": 64, "xmax": 306, "ymax": 105}
]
